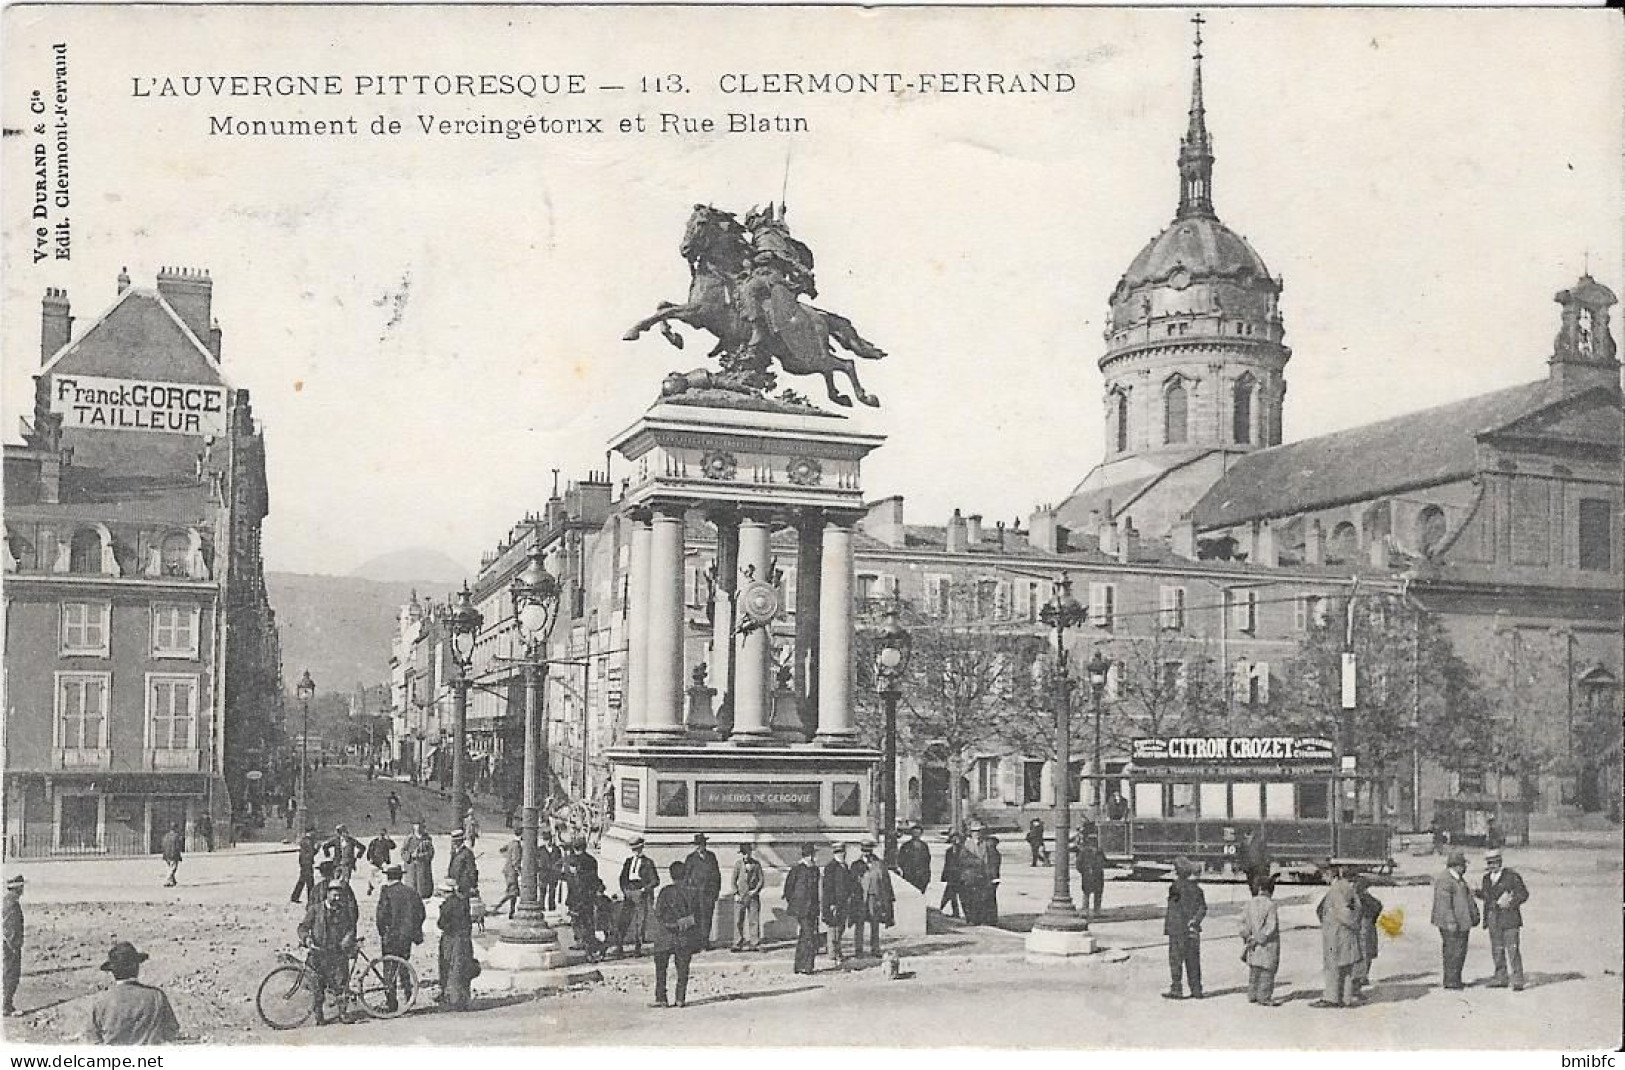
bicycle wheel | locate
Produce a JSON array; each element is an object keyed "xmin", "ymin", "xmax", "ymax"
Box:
[
  {"xmin": 355, "ymin": 955, "xmax": 418, "ymax": 1019},
  {"xmin": 256, "ymin": 964, "xmax": 317, "ymax": 1030}
]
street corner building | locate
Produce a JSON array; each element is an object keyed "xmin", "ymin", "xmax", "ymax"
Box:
[{"xmin": 3, "ymin": 266, "xmax": 283, "ymax": 858}]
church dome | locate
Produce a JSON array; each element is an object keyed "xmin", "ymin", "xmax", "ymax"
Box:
[{"xmin": 1120, "ymin": 215, "xmax": 1272, "ymax": 292}]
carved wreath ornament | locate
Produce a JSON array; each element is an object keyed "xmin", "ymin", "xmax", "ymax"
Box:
[
  {"xmin": 700, "ymin": 450, "xmax": 737, "ymax": 481},
  {"xmin": 786, "ymin": 456, "xmax": 823, "ymax": 486}
]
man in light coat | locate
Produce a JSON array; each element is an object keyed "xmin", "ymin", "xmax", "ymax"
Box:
[
  {"xmin": 1431, "ymin": 849, "xmax": 1480, "ymax": 990},
  {"xmin": 401, "ymin": 822, "xmax": 435, "ymax": 899},
  {"xmin": 1313, "ymin": 864, "xmax": 1363, "ymax": 1007},
  {"xmin": 849, "ymin": 839, "xmax": 895, "ymax": 959},
  {"xmin": 730, "ymin": 843, "xmax": 765, "ymax": 952},
  {"xmin": 1475, "ymin": 848, "xmax": 1530, "ymax": 990},
  {"xmin": 1238, "ymin": 874, "xmax": 1281, "ymax": 1007}
]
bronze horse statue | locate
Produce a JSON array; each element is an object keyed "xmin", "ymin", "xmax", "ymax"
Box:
[{"xmin": 624, "ymin": 204, "xmax": 886, "ymax": 407}]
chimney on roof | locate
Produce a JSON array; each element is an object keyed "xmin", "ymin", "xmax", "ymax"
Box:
[
  {"xmin": 155, "ymin": 266, "xmax": 213, "ymax": 344},
  {"xmin": 946, "ymin": 509, "xmax": 969, "ymax": 554},
  {"xmin": 1117, "ymin": 516, "xmax": 1141, "ymax": 564},
  {"xmin": 1028, "ymin": 505, "xmax": 1058, "ymax": 554},
  {"xmin": 1367, "ymin": 535, "xmax": 1392, "ymax": 569},
  {"xmin": 116, "ymin": 267, "xmax": 131, "ymax": 295},
  {"xmin": 995, "ymin": 520, "xmax": 1007, "ymax": 551},
  {"xmin": 1098, "ymin": 516, "xmax": 1119, "ymax": 557},
  {"xmin": 41, "ymin": 288, "xmax": 71, "ymax": 363},
  {"xmin": 1254, "ymin": 520, "xmax": 1280, "ymax": 568},
  {"xmin": 207, "ymin": 319, "xmax": 223, "ymax": 361},
  {"xmin": 1304, "ymin": 520, "xmax": 1326, "ymax": 566},
  {"xmin": 861, "ymin": 496, "xmax": 906, "ymax": 549},
  {"xmin": 965, "ymin": 514, "xmax": 983, "ymax": 547},
  {"xmin": 1172, "ymin": 515, "xmax": 1197, "ymax": 560}
]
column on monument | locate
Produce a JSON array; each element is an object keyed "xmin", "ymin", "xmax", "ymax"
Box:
[
  {"xmin": 624, "ymin": 509, "xmax": 653, "ymax": 735},
  {"xmin": 815, "ymin": 515, "xmax": 856, "ymax": 744},
  {"xmin": 793, "ymin": 511, "xmax": 824, "ymax": 741},
  {"xmin": 707, "ymin": 510, "xmax": 740, "ymax": 728},
  {"xmin": 729, "ymin": 511, "xmax": 773, "ymax": 742},
  {"xmin": 638, "ymin": 502, "xmax": 687, "ymax": 740}
]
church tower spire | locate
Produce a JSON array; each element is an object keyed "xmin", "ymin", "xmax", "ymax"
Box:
[{"xmin": 1177, "ymin": 12, "xmax": 1215, "ymax": 220}]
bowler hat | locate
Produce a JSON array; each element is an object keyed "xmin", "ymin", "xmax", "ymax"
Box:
[
  {"xmin": 437, "ymin": 878, "xmax": 457, "ymax": 895},
  {"xmin": 629, "ymin": 835, "xmax": 647, "ymax": 848},
  {"xmin": 99, "ymin": 941, "xmax": 148, "ymax": 974},
  {"xmin": 859, "ymin": 837, "xmax": 877, "ymax": 849},
  {"xmin": 5, "ymin": 876, "xmax": 23, "ymax": 889},
  {"xmin": 1484, "ymin": 849, "xmax": 1503, "ymax": 863},
  {"xmin": 1447, "ymin": 850, "xmax": 1468, "ymax": 868},
  {"xmin": 692, "ymin": 833, "xmax": 708, "ymax": 845},
  {"xmin": 383, "ymin": 863, "xmax": 404, "ymax": 877},
  {"xmin": 451, "ymin": 829, "xmax": 466, "ymax": 841},
  {"xmin": 738, "ymin": 843, "xmax": 754, "ymax": 853}
]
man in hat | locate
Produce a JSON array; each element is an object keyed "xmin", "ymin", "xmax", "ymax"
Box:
[
  {"xmin": 306, "ymin": 858, "xmax": 360, "ymax": 942},
  {"xmin": 86, "ymin": 942, "xmax": 180, "ymax": 1044},
  {"xmin": 1431, "ymin": 849, "xmax": 1479, "ymax": 989},
  {"xmin": 436, "ymin": 878, "xmax": 476, "ymax": 1011},
  {"xmin": 821, "ymin": 843, "xmax": 858, "ymax": 964},
  {"xmin": 783, "ymin": 843, "xmax": 822, "ymax": 975},
  {"xmin": 539, "ymin": 828, "xmax": 565, "ymax": 912},
  {"xmin": 1238, "ymin": 874, "xmax": 1281, "ymax": 1007},
  {"xmin": 562, "ymin": 838, "xmax": 604, "ymax": 961},
  {"xmin": 651, "ymin": 860, "xmax": 703, "ymax": 1008},
  {"xmin": 1163, "ymin": 857, "xmax": 1207, "ymax": 1000},
  {"xmin": 683, "ymin": 833, "xmax": 722, "ymax": 951},
  {"xmin": 402, "ymin": 821, "xmax": 435, "ymax": 900},
  {"xmin": 327, "ymin": 824, "xmax": 361, "ymax": 885},
  {"xmin": 300, "ymin": 881, "xmax": 359, "ymax": 1025},
  {"xmin": 1350, "ymin": 874, "xmax": 1385, "ymax": 999},
  {"xmin": 159, "ymin": 823, "xmax": 183, "ymax": 887},
  {"xmin": 1475, "ymin": 848, "xmax": 1529, "ymax": 990},
  {"xmin": 446, "ymin": 829, "xmax": 479, "ymax": 897},
  {"xmin": 850, "ymin": 839, "xmax": 895, "ymax": 959},
  {"xmin": 616, "ymin": 836, "xmax": 660, "ymax": 957},
  {"xmin": 364, "ymin": 826, "xmax": 396, "ymax": 896},
  {"xmin": 897, "ymin": 825, "xmax": 932, "ymax": 896},
  {"xmin": 291, "ymin": 824, "xmax": 320, "ymax": 904},
  {"xmin": 386, "ymin": 791, "xmax": 401, "ymax": 826},
  {"xmin": 730, "ymin": 843, "xmax": 765, "ymax": 952},
  {"xmin": 968, "ymin": 825, "xmax": 1002, "ymax": 925},
  {"xmin": 1313, "ymin": 863, "xmax": 1363, "ymax": 1008},
  {"xmin": 493, "ymin": 832, "xmax": 523, "ymax": 920},
  {"xmin": 939, "ymin": 831, "xmax": 967, "ymax": 920},
  {"xmin": 3, "ymin": 875, "xmax": 23, "ymax": 1016},
  {"xmin": 375, "ymin": 863, "xmax": 425, "ymax": 1013},
  {"xmin": 1025, "ymin": 818, "xmax": 1049, "ymax": 868},
  {"xmin": 1075, "ymin": 830, "xmax": 1108, "ymax": 923}
]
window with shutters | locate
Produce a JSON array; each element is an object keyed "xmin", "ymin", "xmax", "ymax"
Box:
[
  {"xmin": 974, "ymin": 756, "xmax": 1002, "ymax": 800},
  {"xmin": 925, "ymin": 574, "xmax": 951, "ymax": 618},
  {"xmin": 55, "ymin": 673, "xmax": 109, "ymax": 749},
  {"xmin": 151, "ymin": 604, "xmax": 200, "ymax": 658},
  {"xmin": 1159, "ymin": 585, "xmax": 1186, "ymax": 631},
  {"xmin": 974, "ymin": 578, "xmax": 999, "ymax": 620},
  {"xmin": 994, "ymin": 581, "xmax": 1012, "ymax": 621},
  {"xmin": 856, "ymin": 574, "xmax": 877, "ymax": 608},
  {"xmin": 1230, "ymin": 589, "xmax": 1258, "ymax": 633},
  {"xmin": 1027, "ymin": 582, "xmax": 1041, "ymax": 622},
  {"xmin": 1578, "ymin": 498, "xmax": 1613, "ymax": 571},
  {"xmin": 1105, "ymin": 660, "xmax": 1125, "ymax": 700},
  {"xmin": 147, "ymin": 675, "xmax": 197, "ymax": 749},
  {"xmin": 1250, "ymin": 662, "xmax": 1271, "ymax": 706},
  {"xmin": 1023, "ymin": 760, "xmax": 1045, "ymax": 804},
  {"xmin": 1089, "ymin": 582, "xmax": 1116, "ymax": 629},
  {"xmin": 61, "ymin": 602, "xmax": 111, "ymax": 657}
]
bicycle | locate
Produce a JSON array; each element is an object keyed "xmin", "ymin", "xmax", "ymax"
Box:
[{"xmin": 255, "ymin": 943, "xmax": 419, "ymax": 1029}]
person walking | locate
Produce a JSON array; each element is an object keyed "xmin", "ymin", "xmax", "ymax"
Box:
[
  {"xmin": 616, "ymin": 836, "xmax": 659, "ymax": 957},
  {"xmin": 784, "ymin": 843, "xmax": 822, "ymax": 975},
  {"xmin": 375, "ymin": 864, "xmax": 425, "ymax": 1013},
  {"xmin": 85, "ymin": 942, "xmax": 180, "ymax": 1044},
  {"xmin": 1350, "ymin": 874, "xmax": 1384, "ymax": 998},
  {"xmin": 365, "ymin": 827, "xmax": 396, "ymax": 896},
  {"xmin": 402, "ymin": 822, "xmax": 435, "ymax": 900},
  {"xmin": 1313, "ymin": 864, "xmax": 1363, "ymax": 1008},
  {"xmin": 1238, "ymin": 874, "xmax": 1281, "ymax": 1007},
  {"xmin": 386, "ymin": 792, "xmax": 401, "ymax": 826},
  {"xmin": 683, "ymin": 833, "xmax": 722, "ymax": 951},
  {"xmin": 290, "ymin": 825, "xmax": 320, "ymax": 904},
  {"xmin": 939, "ymin": 832, "xmax": 966, "ymax": 919},
  {"xmin": 1025, "ymin": 818, "xmax": 1048, "ymax": 867},
  {"xmin": 446, "ymin": 829, "xmax": 479, "ymax": 897},
  {"xmin": 1476, "ymin": 848, "xmax": 1529, "ymax": 990},
  {"xmin": 897, "ymin": 825, "xmax": 931, "ymax": 895},
  {"xmin": 821, "ymin": 843, "xmax": 858, "ymax": 964},
  {"xmin": 564, "ymin": 837, "xmax": 605, "ymax": 962},
  {"xmin": 299, "ymin": 882, "xmax": 359, "ymax": 1026},
  {"xmin": 3, "ymin": 876, "xmax": 23, "ymax": 1017},
  {"xmin": 1075, "ymin": 831, "xmax": 1107, "ymax": 923},
  {"xmin": 1431, "ymin": 850, "xmax": 1479, "ymax": 990},
  {"xmin": 328, "ymin": 825, "xmax": 361, "ymax": 885},
  {"xmin": 1162, "ymin": 857, "xmax": 1206, "ymax": 1000},
  {"xmin": 539, "ymin": 830, "xmax": 564, "ymax": 912},
  {"xmin": 494, "ymin": 833, "xmax": 523, "ymax": 920},
  {"xmin": 650, "ymin": 860, "xmax": 702, "ymax": 1008},
  {"xmin": 850, "ymin": 839, "xmax": 895, "ymax": 959},
  {"xmin": 463, "ymin": 808, "xmax": 480, "ymax": 848},
  {"xmin": 160, "ymin": 824, "xmax": 183, "ymax": 887},
  {"xmin": 435, "ymin": 878, "xmax": 477, "ymax": 1011},
  {"xmin": 730, "ymin": 843, "xmax": 765, "ymax": 952}
]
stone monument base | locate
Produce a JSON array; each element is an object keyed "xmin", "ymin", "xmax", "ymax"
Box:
[{"xmin": 1024, "ymin": 926, "xmax": 1100, "ymax": 961}]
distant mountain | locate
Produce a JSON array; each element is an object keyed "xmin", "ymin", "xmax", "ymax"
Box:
[
  {"xmin": 348, "ymin": 547, "xmax": 470, "ymax": 585},
  {"xmin": 266, "ymin": 572, "xmax": 454, "ymax": 691}
]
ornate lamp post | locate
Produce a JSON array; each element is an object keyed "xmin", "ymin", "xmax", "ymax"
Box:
[
  {"xmin": 447, "ymin": 585, "xmax": 484, "ymax": 826},
  {"xmin": 294, "ymin": 670, "xmax": 315, "ymax": 833},
  {"xmin": 506, "ymin": 548, "xmax": 561, "ymax": 946},
  {"xmin": 875, "ymin": 606, "xmax": 912, "ymax": 869},
  {"xmin": 1027, "ymin": 575, "xmax": 1096, "ymax": 957},
  {"xmin": 1087, "ymin": 649, "xmax": 1111, "ymax": 810}
]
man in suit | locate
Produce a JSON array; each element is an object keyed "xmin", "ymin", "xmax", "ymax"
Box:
[
  {"xmin": 4, "ymin": 875, "xmax": 23, "ymax": 1016},
  {"xmin": 1075, "ymin": 831, "xmax": 1107, "ymax": 923},
  {"xmin": 651, "ymin": 860, "xmax": 703, "ymax": 1008},
  {"xmin": 784, "ymin": 843, "xmax": 822, "ymax": 975},
  {"xmin": 616, "ymin": 836, "xmax": 659, "ymax": 957},
  {"xmin": 897, "ymin": 825, "xmax": 932, "ymax": 895},
  {"xmin": 1431, "ymin": 849, "xmax": 1480, "ymax": 990},
  {"xmin": 1162, "ymin": 857, "xmax": 1206, "ymax": 1000},
  {"xmin": 850, "ymin": 839, "xmax": 895, "ymax": 959},
  {"xmin": 1475, "ymin": 848, "xmax": 1529, "ymax": 990},
  {"xmin": 364, "ymin": 826, "xmax": 396, "ymax": 896},
  {"xmin": 564, "ymin": 837, "xmax": 605, "ymax": 962},
  {"xmin": 159, "ymin": 824, "xmax": 183, "ymax": 887},
  {"xmin": 446, "ymin": 829, "xmax": 479, "ymax": 897},
  {"xmin": 374, "ymin": 863, "xmax": 425, "ymax": 1012},
  {"xmin": 821, "ymin": 842, "xmax": 858, "ymax": 964},
  {"xmin": 85, "ymin": 942, "xmax": 180, "ymax": 1044},
  {"xmin": 327, "ymin": 824, "xmax": 361, "ymax": 885},
  {"xmin": 730, "ymin": 844, "xmax": 765, "ymax": 952},
  {"xmin": 1312, "ymin": 863, "xmax": 1363, "ymax": 1008},
  {"xmin": 291, "ymin": 825, "xmax": 320, "ymax": 904},
  {"xmin": 683, "ymin": 833, "xmax": 722, "ymax": 951},
  {"xmin": 299, "ymin": 882, "xmax": 359, "ymax": 1025},
  {"xmin": 939, "ymin": 832, "xmax": 967, "ymax": 919}
]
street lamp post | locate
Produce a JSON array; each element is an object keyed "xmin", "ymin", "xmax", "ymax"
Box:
[
  {"xmin": 506, "ymin": 548, "xmax": 561, "ymax": 947},
  {"xmin": 1087, "ymin": 649, "xmax": 1111, "ymax": 811},
  {"xmin": 1027, "ymin": 575, "xmax": 1096, "ymax": 957},
  {"xmin": 447, "ymin": 585, "xmax": 484, "ymax": 827},
  {"xmin": 875, "ymin": 606, "xmax": 912, "ymax": 869},
  {"xmin": 294, "ymin": 670, "xmax": 315, "ymax": 833}
]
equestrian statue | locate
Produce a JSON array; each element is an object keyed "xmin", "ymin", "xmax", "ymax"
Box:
[{"xmin": 624, "ymin": 203, "xmax": 886, "ymax": 408}]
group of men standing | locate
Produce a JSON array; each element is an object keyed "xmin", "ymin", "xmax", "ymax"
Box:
[
  {"xmin": 938, "ymin": 825, "xmax": 1002, "ymax": 925},
  {"xmin": 785, "ymin": 839, "xmax": 896, "ymax": 973}
]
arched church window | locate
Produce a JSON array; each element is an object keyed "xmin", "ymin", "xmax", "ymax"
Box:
[
  {"xmin": 1418, "ymin": 506, "xmax": 1448, "ymax": 558},
  {"xmin": 1114, "ymin": 391, "xmax": 1130, "ymax": 454},
  {"xmin": 1164, "ymin": 380, "xmax": 1188, "ymax": 445},
  {"xmin": 69, "ymin": 528, "xmax": 103, "ymax": 575},
  {"xmin": 1233, "ymin": 376, "xmax": 1256, "ymax": 445},
  {"xmin": 1328, "ymin": 521, "xmax": 1358, "ymax": 564}
]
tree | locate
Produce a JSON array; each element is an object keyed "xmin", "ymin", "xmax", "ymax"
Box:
[{"xmin": 1104, "ymin": 630, "xmax": 1231, "ymax": 748}]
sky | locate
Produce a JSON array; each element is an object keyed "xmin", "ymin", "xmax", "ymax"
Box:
[{"xmin": 4, "ymin": 6, "xmax": 1621, "ymax": 578}]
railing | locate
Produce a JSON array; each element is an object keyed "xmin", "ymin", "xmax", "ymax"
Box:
[
  {"xmin": 147, "ymin": 748, "xmax": 202, "ymax": 771},
  {"xmin": 55, "ymin": 748, "xmax": 111, "ymax": 770},
  {"xmin": 5, "ymin": 826, "xmax": 157, "ymax": 859}
]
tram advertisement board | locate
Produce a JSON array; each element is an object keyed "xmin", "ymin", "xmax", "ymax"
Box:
[{"xmin": 1132, "ymin": 736, "xmax": 1336, "ymax": 769}]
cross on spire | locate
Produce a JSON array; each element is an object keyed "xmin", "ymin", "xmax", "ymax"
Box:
[
  {"xmin": 1177, "ymin": 12, "xmax": 1216, "ymax": 219},
  {"xmin": 1192, "ymin": 11, "xmax": 1205, "ymax": 60}
]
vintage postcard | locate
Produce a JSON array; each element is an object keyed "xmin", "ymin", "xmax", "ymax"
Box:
[{"xmin": 1, "ymin": 3, "xmax": 1621, "ymax": 1057}]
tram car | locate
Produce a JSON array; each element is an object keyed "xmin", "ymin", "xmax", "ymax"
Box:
[{"xmin": 1092, "ymin": 736, "xmax": 1395, "ymax": 880}]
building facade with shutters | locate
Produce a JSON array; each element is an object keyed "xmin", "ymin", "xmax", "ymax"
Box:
[{"xmin": 3, "ymin": 267, "xmax": 282, "ymax": 857}]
